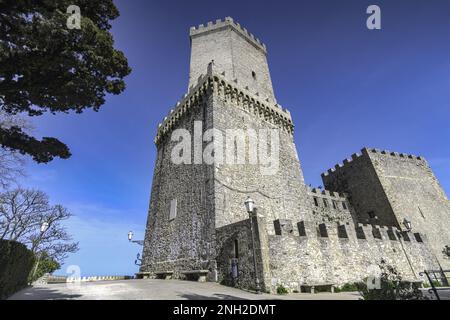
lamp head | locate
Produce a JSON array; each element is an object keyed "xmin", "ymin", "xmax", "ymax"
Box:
[
  {"xmin": 244, "ymin": 196, "xmax": 255, "ymax": 213},
  {"xmin": 40, "ymin": 222, "xmax": 49, "ymax": 233},
  {"xmin": 403, "ymin": 218, "xmax": 412, "ymax": 231}
]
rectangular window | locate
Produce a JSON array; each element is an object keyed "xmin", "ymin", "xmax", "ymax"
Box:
[
  {"xmin": 313, "ymin": 197, "xmax": 319, "ymax": 207},
  {"xmin": 323, "ymin": 199, "xmax": 328, "ymax": 208},
  {"xmin": 169, "ymin": 199, "xmax": 177, "ymax": 221},
  {"xmin": 414, "ymin": 233, "xmax": 423, "ymax": 243},
  {"xmin": 332, "ymin": 200, "xmax": 337, "ymax": 209},
  {"xmin": 342, "ymin": 201, "xmax": 347, "ymax": 210}
]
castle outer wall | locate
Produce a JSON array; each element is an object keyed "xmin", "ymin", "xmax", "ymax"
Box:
[{"xmin": 322, "ymin": 148, "xmax": 450, "ymax": 269}]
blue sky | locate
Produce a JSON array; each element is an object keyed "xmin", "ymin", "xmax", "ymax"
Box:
[{"xmin": 19, "ymin": 0, "xmax": 450, "ymax": 276}]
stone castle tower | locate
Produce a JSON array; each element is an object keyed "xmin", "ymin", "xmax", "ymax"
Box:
[{"xmin": 139, "ymin": 17, "xmax": 450, "ymax": 292}]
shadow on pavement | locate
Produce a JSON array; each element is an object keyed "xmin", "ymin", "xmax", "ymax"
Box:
[
  {"xmin": 9, "ymin": 286, "xmax": 82, "ymax": 300},
  {"xmin": 179, "ymin": 293, "xmax": 249, "ymax": 300}
]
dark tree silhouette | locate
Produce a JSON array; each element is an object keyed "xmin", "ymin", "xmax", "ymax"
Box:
[{"xmin": 0, "ymin": 0, "xmax": 131, "ymax": 162}]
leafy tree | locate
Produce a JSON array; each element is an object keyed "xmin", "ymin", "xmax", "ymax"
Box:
[
  {"xmin": 0, "ymin": 0, "xmax": 131, "ymax": 163},
  {"xmin": 0, "ymin": 188, "xmax": 79, "ymax": 263},
  {"xmin": 29, "ymin": 252, "xmax": 60, "ymax": 282}
]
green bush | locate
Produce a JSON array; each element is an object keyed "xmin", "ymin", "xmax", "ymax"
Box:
[
  {"xmin": 277, "ymin": 284, "xmax": 289, "ymax": 295},
  {"xmin": 314, "ymin": 285, "xmax": 332, "ymax": 293},
  {"xmin": 423, "ymin": 280, "xmax": 444, "ymax": 288},
  {"xmin": 28, "ymin": 253, "xmax": 60, "ymax": 283},
  {"xmin": 0, "ymin": 240, "xmax": 35, "ymax": 299},
  {"xmin": 335, "ymin": 282, "xmax": 361, "ymax": 293}
]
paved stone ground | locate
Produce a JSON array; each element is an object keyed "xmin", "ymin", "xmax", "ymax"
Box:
[
  {"xmin": 421, "ymin": 287, "xmax": 450, "ymax": 300},
  {"xmin": 9, "ymin": 279, "xmax": 361, "ymax": 300}
]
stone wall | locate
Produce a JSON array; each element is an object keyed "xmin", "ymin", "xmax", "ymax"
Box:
[
  {"xmin": 268, "ymin": 219, "xmax": 440, "ymax": 293},
  {"xmin": 322, "ymin": 151, "xmax": 398, "ymax": 227},
  {"xmin": 307, "ymin": 187, "xmax": 356, "ymax": 225},
  {"xmin": 211, "ymin": 69, "xmax": 311, "ymax": 235},
  {"xmin": 322, "ymin": 148, "xmax": 450, "ymax": 269},
  {"xmin": 215, "ymin": 213, "xmax": 270, "ymax": 292},
  {"xmin": 140, "ymin": 61, "xmax": 306, "ymax": 278},
  {"xmin": 140, "ymin": 88, "xmax": 216, "ymax": 276},
  {"xmin": 367, "ymin": 148, "xmax": 450, "ymax": 269},
  {"xmin": 189, "ymin": 17, "xmax": 275, "ymax": 103}
]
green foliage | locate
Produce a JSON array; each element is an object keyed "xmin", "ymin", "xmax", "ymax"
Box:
[
  {"xmin": 314, "ymin": 285, "xmax": 332, "ymax": 293},
  {"xmin": 276, "ymin": 284, "xmax": 289, "ymax": 295},
  {"xmin": 422, "ymin": 280, "xmax": 444, "ymax": 288},
  {"xmin": 359, "ymin": 260, "xmax": 427, "ymax": 300},
  {"xmin": 0, "ymin": 240, "xmax": 35, "ymax": 299},
  {"xmin": 28, "ymin": 252, "xmax": 61, "ymax": 283},
  {"xmin": 0, "ymin": 0, "xmax": 131, "ymax": 163},
  {"xmin": 335, "ymin": 283, "xmax": 361, "ymax": 293}
]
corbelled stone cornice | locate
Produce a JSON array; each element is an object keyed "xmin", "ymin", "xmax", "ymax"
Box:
[{"xmin": 154, "ymin": 62, "xmax": 294, "ymax": 146}]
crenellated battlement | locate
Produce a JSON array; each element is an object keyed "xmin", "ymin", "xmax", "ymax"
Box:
[
  {"xmin": 154, "ymin": 62, "xmax": 294, "ymax": 145},
  {"xmin": 321, "ymin": 152, "xmax": 363, "ymax": 178},
  {"xmin": 307, "ymin": 186, "xmax": 347, "ymax": 200},
  {"xmin": 276, "ymin": 219, "xmax": 425, "ymax": 245},
  {"xmin": 321, "ymin": 147, "xmax": 427, "ymax": 178},
  {"xmin": 189, "ymin": 17, "xmax": 267, "ymax": 53},
  {"xmin": 361, "ymin": 147, "xmax": 426, "ymax": 162}
]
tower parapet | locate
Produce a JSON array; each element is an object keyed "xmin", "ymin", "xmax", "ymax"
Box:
[
  {"xmin": 188, "ymin": 17, "xmax": 276, "ymax": 103},
  {"xmin": 321, "ymin": 148, "xmax": 426, "ymax": 179},
  {"xmin": 190, "ymin": 17, "xmax": 267, "ymax": 53},
  {"xmin": 154, "ymin": 62, "xmax": 294, "ymax": 146}
]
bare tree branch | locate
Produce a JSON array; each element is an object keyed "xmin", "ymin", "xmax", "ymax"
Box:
[{"xmin": 0, "ymin": 188, "xmax": 79, "ymax": 264}]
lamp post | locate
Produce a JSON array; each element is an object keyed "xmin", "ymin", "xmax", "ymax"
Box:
[
  {"xmin": 245, "ymin": 196, "xmax": 261, "ymax": 294},
  {"xmin": 31, "ymin": 221, "xmax": 50, "ymax": 281},
  {"xmin": 128, "ymin": 230, "xmax": 144, "ymax": 246},
  {"xmin": 396, "ymin": 218, "xmax": 417, "ymax": 279},
  {"xmin": 128, "ymin": 231, "xmax": 144, "ymax": 268}
]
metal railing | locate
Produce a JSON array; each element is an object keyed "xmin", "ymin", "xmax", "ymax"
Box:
[{"xmin": 419, "ymin": 269, "xmax": 450, "ymax": 300}]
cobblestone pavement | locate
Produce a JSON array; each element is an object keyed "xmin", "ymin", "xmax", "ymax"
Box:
[{"xmin": 9, "ymin": 279, "xmax": 361, "ymax": 300}]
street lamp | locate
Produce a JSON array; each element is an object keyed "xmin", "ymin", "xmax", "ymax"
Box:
[
  {"xmin": 403, "ymin": 218, "xmax": 412, "ymax": 232},
  {"xmin": 245, "ymin": 196, "xmax": 261, "ymax": 294},
  {"xmin": 245, "ymin": 196, "xmax": 255, "ymax": 214},
  {"xmin": 128, "ymin": 230, "xmax": 144, "ymax": 246},
  {"xmin": 40, "ymin": 222, "xmax": 49, "ymax": 233}
]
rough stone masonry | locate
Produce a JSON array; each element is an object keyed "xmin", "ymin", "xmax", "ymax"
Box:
[{"xmin": 139, "ymin": 17, "xmax": 450, "ymax": 293}]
